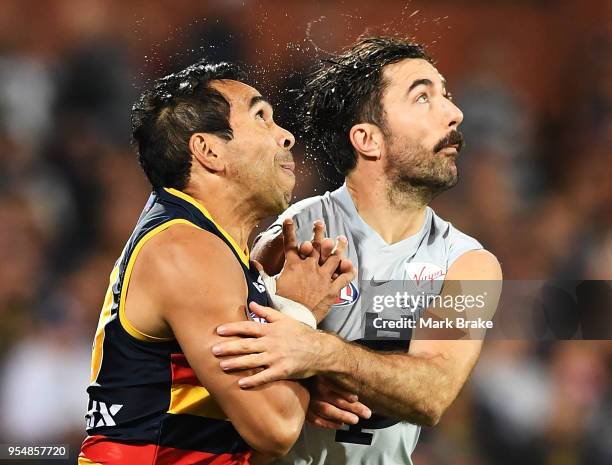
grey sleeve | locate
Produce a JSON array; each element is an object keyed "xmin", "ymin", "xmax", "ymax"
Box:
[{"xmin": 447, "ymin": 225, "xmax": 484, "ymax": 268}]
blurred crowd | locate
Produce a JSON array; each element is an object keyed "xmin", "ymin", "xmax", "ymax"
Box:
[{"xmin": 0, "ymin": 1, "xmax": 610, "ymax": 464}]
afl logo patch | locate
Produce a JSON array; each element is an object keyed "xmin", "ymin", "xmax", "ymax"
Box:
[{"xmin": 333, "ymin": 282, "xmax": 359, "ymax": 306}]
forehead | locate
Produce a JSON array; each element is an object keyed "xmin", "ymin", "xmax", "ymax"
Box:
[
  {"xmin": 382, "ymin": 58, "xmax": 445, "ymax": 89},
  {"xmin": 210, "ymin": 79, "xmax": 261, "ymax": 111}
]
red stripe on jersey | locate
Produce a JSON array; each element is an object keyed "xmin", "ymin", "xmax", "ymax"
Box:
[
  {"xmin": 80, "ymin": 436, "xmax": 252, "ymax": 465},
  {"xmin": 171, "ymin": 353, "xmax": 200, "ymax": 385}
]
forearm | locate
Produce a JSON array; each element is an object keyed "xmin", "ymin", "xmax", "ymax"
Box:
[
  {"xmin": 234, "ymin": 379, "xmax": 309, "ymax": 455},
  {"xmin": 263, "ymin": 379, "xmax": 310, "ymax": 431},
  {"xmin": 317, "ymin": 333, "xmax": 464, "ymax": 426}
]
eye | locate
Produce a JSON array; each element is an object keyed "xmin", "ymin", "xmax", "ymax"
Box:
[
  {"xmin": 256, "ymin": 109, "xmax": 266, "ymax": 120},
  {"xmin": 416, "ymin": 93, "xmax": 429, "ymax": 104}
]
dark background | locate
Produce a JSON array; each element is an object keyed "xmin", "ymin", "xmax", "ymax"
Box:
[{"xmin": 0, "ymin": 1, "xmax": 610, "ymax": 464}]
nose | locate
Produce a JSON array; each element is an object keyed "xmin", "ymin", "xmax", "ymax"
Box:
[
  {"xmin": 446, "ymin": 99, "xmax": 464, "ymax": 129},
  {"xmin": 276, "ymin": 125, "xmax": 295, "ymax": 150}
]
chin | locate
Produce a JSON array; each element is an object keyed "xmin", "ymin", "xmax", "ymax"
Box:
[{"xmin": 266, "ymin": 190, "xmax": 292, "ymax": 216}]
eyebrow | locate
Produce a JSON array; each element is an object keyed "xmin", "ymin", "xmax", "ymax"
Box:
[
  {"xmin": 407, "ymin": 77, "xmax": 448, "ymax": 94},
  {"xmin": 408, "ymin": 78, "xmax": 433, "ymax": 93},
  {"xmin": 249, "ymin": 95, "xmax": 271, "ymax": 110}
]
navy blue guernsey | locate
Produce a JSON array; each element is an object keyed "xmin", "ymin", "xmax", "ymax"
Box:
[{"xmin": 79, "ymin": 187, "xmax": 270, "ymax": 465}]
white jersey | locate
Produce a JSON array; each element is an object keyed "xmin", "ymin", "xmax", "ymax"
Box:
[{"xmin": 263, "ymin": 184, "xmax": 482, "ymax": 465}]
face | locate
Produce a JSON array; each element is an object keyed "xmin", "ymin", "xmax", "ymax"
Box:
[
  {"xmin": 379, "ymin": 58, "xmax": 464, "ymax": 198},
  {"xmin": 210, "ymin": 80, "xmax": 296, "ymax": 215}
]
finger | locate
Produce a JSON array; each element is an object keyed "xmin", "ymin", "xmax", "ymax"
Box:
[
  {"xmin": 248, "ymin": 301, "xmax": 285, "ymax": 323},
  {"xmin": 299, "ymin": 241, "xmax": 314, "ymax": 258},
  {"xmin": 332, "ymin": 388, "xmax": 359, "ymax": 404},
  {"xmin": 322, "ymin": 254, "xmax": 341, "ymax": 274},
  {"xmin": 319, "ymin": 238, "xmax": 335, "ymax": 264},
  {"xmin": 331, "ymin": 235, "xmax": 348, "ymax": 257},
  {"xmin": 306, "ymin": 411, "xmax": 344, "ymax": 429},
  {"xmin": 311, "ymin": 220, "xmax": 325, "ymax": 251},
  {"xmin": 316, "ymin": 376, "xmax": 358, "ymax": 403},
  {"xmin": 282, "ymin": 218, "xmax": 299, "ymax": 259},
  {"xmin": 331, "ymin": 262, "xmax": 355, "ymax": 291},
  {"xmin": 216, "ymin": 320, "xmax": 267, "ymax": 338},
  {"xmin": 327, "ymin": 395, "xmax": 372, "ymax": 419},
  {"xmin": 211, "ymin": 338, "xmax": 265, "ymax": 357},
  {"xmin": 337, "ymin": 258, "xmax": 354, "ymax": 276},
  {"xmin": 251, "ymin": 259, "xmax": 264, "ymax": 273},
  {"xmin": 220, "ymin": 353, "xmax": 270, "ymax": 372},
  {"xmin": 312, "ymin": 400, "xmax": 359, "ymax": 425},
  {"xmin": 238, "ymin": 366, "xmax": 286, "ymax": 388}
]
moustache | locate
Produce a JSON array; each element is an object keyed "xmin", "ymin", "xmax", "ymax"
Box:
[
  {"xmin": 276, "ymin": 151, "xmax": 295, "ymax": 164},
  {"xmin": 433, "ymin": 130, "xmax": 464, "ymax": 153}
]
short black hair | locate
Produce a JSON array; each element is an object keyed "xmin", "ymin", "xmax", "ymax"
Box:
[
  {"xmin": 131, "ymin": 60, "xmax": 246, "ymax": 189},
  {"xmin": 300, "ymin": 36, "xmax": 431, "ymax": 176}
]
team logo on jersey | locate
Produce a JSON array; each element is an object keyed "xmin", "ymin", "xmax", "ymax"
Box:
[
  {"xmin": 85, "ymin": 400, "xmax": 123, "ymax": 429},
  {"xmin": 404, "ymin": 262, "xmax": 446, "ymax": 292},
  {"xmin": 248, "ymin": 312, "xmax": 268, "ymax": 324},
  {"xmin": 253, "ymin": 275, "xmax": 267, "ymax": 293},
  {"xmin": 333, "ymin": 282, "xmax": 360, "ymax": 306}
]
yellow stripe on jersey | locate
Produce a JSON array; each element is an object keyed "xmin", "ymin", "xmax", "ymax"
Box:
[
  {"xmin": 90, "ymin": 266, "xmax": 120, "ymax": 384},
  {"xmin": 168, "ymin": 384, "xmax": 227, "ymax": 420},
  {"xmin": 164, "ymin": 187, "xmax": 250, "ymax": 266},
  {"xmin": 118, "ymin": 218, "xmax": 201, "ymax": 342},
  {"xmin": 78, "ymin": 456, "xmax": 103, "ymax": 465}
]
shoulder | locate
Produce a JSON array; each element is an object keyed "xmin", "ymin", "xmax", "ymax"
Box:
[
  {"xmin": 446, "ymin": 249, "xmax": 502, "ymax": 280},
  {"xmin": 137, "ymin": 222, "xmax": 246, "ymax": 297},
  {"xmin": 280, "ymin": 191, "xmax": 336, "ymax": 224},
  {"xmin": 429, "ymin": 208, "xmax": 484, "ymax": 265}
]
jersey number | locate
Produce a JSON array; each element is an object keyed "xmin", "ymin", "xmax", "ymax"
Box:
[
  {"xmin": 333, "ymin": 337, "xmax": 408, "ymax": 445},
  {"xmin": 335, "ymin": 414, "xmax": 399, "ymax": 445}
]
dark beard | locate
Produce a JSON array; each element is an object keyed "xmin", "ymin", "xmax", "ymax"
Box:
[{"xmin": 385, "ymin": 134, "xmax": 459, "ymax": 206}]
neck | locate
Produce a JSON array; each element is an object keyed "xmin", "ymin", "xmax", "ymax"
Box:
[
  {"xmin": 182, "ymin": 182, "xmax": 261, "ymax": 253},
  {"xmin": 346, "ymin": 171, "xmax": 428, "ymax": 244}
]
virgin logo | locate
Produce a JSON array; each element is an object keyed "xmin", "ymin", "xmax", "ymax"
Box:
[{"xmin": 405, "ymin": 262, "xmax": 446, "ymax": 290}]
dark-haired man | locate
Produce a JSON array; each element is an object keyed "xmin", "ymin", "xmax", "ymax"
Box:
[
  {"xmin": 78, "ymin": 61, "xmax": 355, "ymax": 465},
  {"xmin": 212, "ymin": 37, "xmax": 502, "ymax": 465}
]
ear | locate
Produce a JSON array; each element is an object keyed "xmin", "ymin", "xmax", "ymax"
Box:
[
  {"xmin": 189, "ymin": 132, "xmax": 226, "ymax": 173},
  {"xmin": 349, "ymin": 123, "xmax": 384, "ymax": 161}
]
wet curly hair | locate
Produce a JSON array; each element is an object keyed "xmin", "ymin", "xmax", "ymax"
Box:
[{"xmin": 300, "ymin": 37, "xmax": 431, "ymax": 176}]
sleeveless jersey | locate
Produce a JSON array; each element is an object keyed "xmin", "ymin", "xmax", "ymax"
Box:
[
  {"xmin": 260, "ymin": 184, "xmax": 482, "ymax": 465},
  {"xmin": 79, "ymin": 187, "xmax": 270, "ymax": 465}
]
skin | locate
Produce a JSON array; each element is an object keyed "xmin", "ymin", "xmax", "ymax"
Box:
[
  {"xmin": 213, "ymin": 58, "xmax": 503, "ymax": 428},
  {"xmin": 123, "ymin": 78, "xmax": 355, "ymax": 457}
]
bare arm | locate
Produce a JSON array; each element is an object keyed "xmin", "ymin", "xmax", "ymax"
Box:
[
  {"xmin": 139, "ymin": 224, "xmax": 309, "ymax": 456},
  {"xmin": 316, "ymin": 250, "xmax": 501, "ymax": 425},
  {"xmin": 214, "ymin": 249, "xmax": 502, "ymax": 427}
]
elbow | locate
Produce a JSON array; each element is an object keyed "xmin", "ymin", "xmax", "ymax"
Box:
[
  {"xmin": 252, "ymin": 418, "xmax": 301, "ymax": 458},
  {"xmin": 406, "ymin": 401, "xmax": 446, "ymax": 427},
  {"xmin": 248, "ymin": 420, "xmax": 302, "ymax": 457},
  {"xmin": 418, "ymin": 405, "xmax": 443, "ymax": 427}
]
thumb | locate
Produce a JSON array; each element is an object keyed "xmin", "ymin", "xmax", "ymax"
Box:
[
  {"xmin": 252, "ymin": 259, "xmax": 264, "ymax": 273},
  {"xmin": 249, "ymin": 301, "xmax": 284, "ymax": 323}
]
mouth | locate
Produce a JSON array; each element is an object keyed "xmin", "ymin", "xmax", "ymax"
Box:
[
  {"xmin": 279, "ymin": 161, "xmax": 295, "ymax": 175},
  {"xmin": 439, "ymin": 145, "xmax": 459, "ymax": 155}
]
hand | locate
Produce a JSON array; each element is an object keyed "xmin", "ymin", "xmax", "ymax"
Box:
[
  {"xmin": 213, "ymin": 301, "xmax": 332, "ymax": 388},
  {"xmin": 306, "ymin": 376, "xmax": 372, "ymax": 429},
  {"xmin": 275, "ymin": 219, "xmax": 355, "ymax": 322},
  {"xmin": 298, "ymin": 220, "xmax": 354, "ymax": 279}
]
